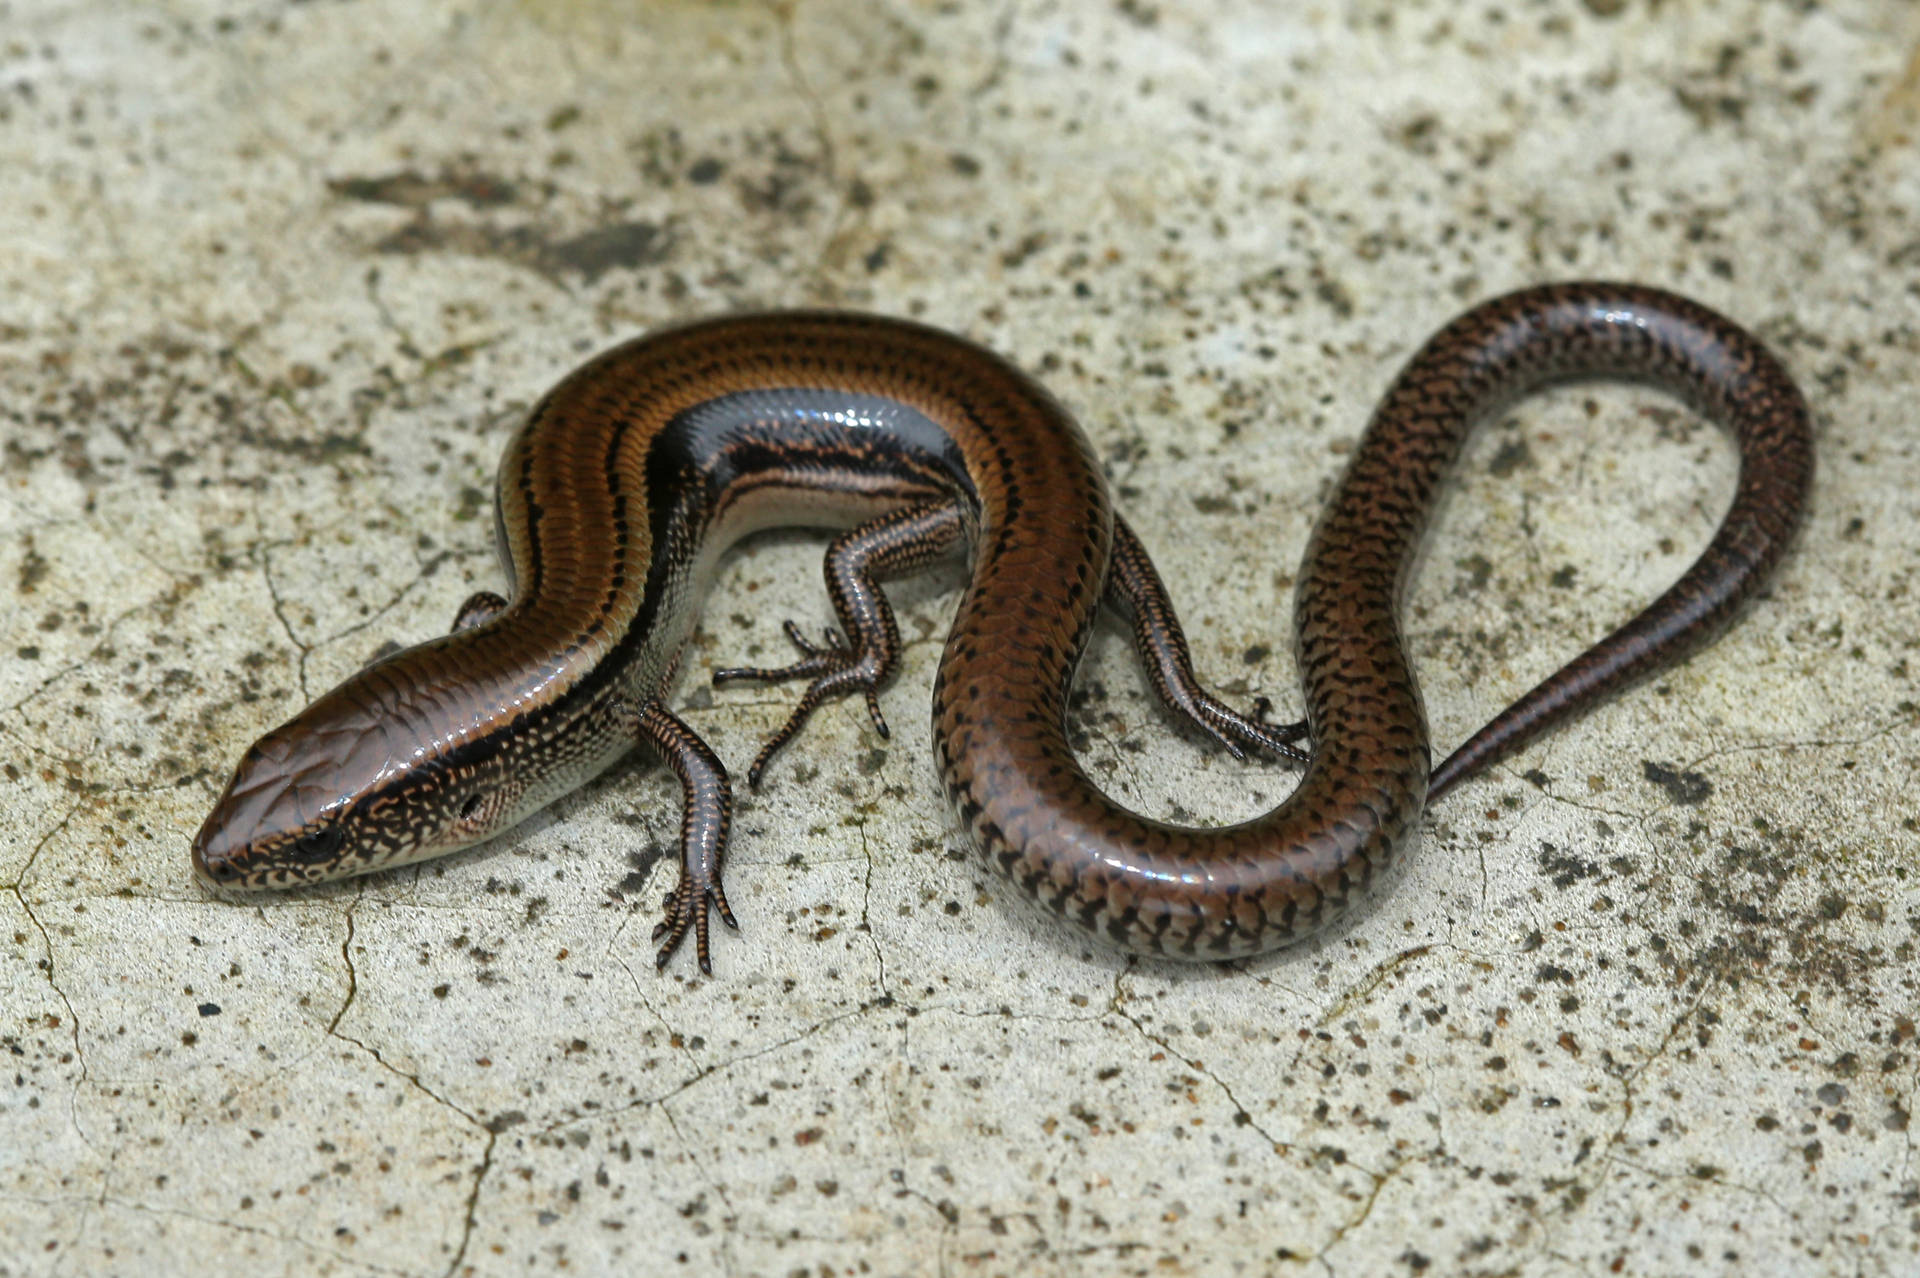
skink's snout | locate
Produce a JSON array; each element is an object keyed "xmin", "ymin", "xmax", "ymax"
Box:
[
  {"xmin": 191, "ymin": 739, "xmax": 316, "ymax": 890},
  {"xmin": 192, "ymin": 772, "xmax": 255, "ymax": 888},
  {"xmin": 192, "ymin": 668, "xmax": 436, "ymax": 888},
  {"xmin": 191, "ymin": 820, "xmax": 243, "ymax": 886}
]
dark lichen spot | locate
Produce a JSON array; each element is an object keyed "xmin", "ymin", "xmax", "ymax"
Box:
[
  {"xmin": 547, "ymin": 221, "xmax": 670, "ymax": 283},
  {"xmin": 1643, "ymin": 759, "xmax": 1712, "ymax": 805},
  {"xmin": 329, "ymin": 170, "xmax": 517, "ymax": 209},
  {"xmin": 1487, "ymin": 437, "xmax": 1532, "ymax": 477}
]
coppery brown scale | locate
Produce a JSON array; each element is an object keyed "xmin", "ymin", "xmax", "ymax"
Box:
[{"xmin": 191, "ymin": 284, "xmax": 1810, "ymax": 971}]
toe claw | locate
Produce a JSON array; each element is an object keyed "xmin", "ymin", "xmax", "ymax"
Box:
[
  {"xmin": 779, "ymin": 618, "xmax": 821, "ymax": 656},
  {"xmin": 716, "ymin": 612, "xmax": 896, "ymax": 785},
  {"xmin": 652, "ymin": 875, "xmax": 722, "ymax": 971}
]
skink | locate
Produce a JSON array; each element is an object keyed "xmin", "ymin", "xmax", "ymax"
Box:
[{"xmin": 192, "ymin": 283, "xmax": 1813, "ymax": 972}]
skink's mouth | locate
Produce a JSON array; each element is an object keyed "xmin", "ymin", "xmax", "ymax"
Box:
[{"xmin": 195, "ymin": 858, "xmax": 246, "ymax": 887}]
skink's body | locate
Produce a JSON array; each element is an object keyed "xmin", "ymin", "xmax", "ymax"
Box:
[{"xmin": 193, "ymin": 283, "xmax": 1812, "ymax": 971}]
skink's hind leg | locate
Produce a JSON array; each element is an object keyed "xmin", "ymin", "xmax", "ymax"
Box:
[
  {"xmin": 715, "ymin": 499, "xmax": 968, "ymax": 788},
  {"xmin": 1109, "ymin": 517, "xmax": 1309, "ymax": 763},
  {"xmin": 631, "ymin": 699, "xmax": 739, "ymax": 975},
  {"xmin": 452, "ymin": 590, "xmax": 509, "ymax": 632}
]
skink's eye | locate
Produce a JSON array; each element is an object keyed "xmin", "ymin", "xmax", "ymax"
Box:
[{"xmin": 290, "ymin": 826, "xmax": 344, "ymax": 862}]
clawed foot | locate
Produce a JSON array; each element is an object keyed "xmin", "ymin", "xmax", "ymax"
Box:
[
  {"xmin": 1191, "ymin": 692, "xmax": 1310, "ymax": 764},
  {"xmin": 714, "ymin": 619, "xmax": 891, "ymax": 787},
  {"xmin": 652, "ymin": 866, "xmax": 739, "ymax": 975}
]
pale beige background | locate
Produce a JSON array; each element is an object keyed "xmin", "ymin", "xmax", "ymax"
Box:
[{"xmin": 2, "ymin": 2, "xmax": 1914, "ymax": 1275}]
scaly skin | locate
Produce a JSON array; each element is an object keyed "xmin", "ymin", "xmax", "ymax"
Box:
[
  {"xmin": 192, "ymin": 283, "xmax": 1812, "ymax": 970},
  {"xmin": 941, "ymin": 283, "xmax": 1811, "ymax": 956}
]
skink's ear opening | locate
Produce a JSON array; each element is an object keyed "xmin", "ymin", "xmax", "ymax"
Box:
[{"xmin": 454, "ymin": 792, "xmax": 499, "ymax": 836}]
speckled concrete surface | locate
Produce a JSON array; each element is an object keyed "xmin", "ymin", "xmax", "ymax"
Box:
[{"xmin": 2, "ymin": 2, "xmax": 1915, "ymax": 1275}]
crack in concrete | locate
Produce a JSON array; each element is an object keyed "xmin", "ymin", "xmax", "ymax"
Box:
[
  {"xmin": 882, "ymin": 1162, "xmax": 959, "ymax": 1278},
  {"xmin": 872, "ymin": 1014, "xmax": 964, "ymax": 1276},
  {"xmin": 763, "ymin": 0, "xmax": 853, "ymax": 293},
  {"xmin": 300, "ymin": 546, "xmax": 466, "ymax": 663},
  {"xmin": 854, "ymin": 822, "xmax": 890, "ymax": 1000},
  {"xmin": 649, "ymin": 1099, "xmax": 743, "ymax": 1278},
  {"xmin": 1686, "ymin": 712, "xmax": 1915, "ymax": 764},
  {"xmin": 1501, "ymin": 973, "xmax": 1729, "ymax": 1268},
  {"xmin": 6, "ymin": 798, "xmax": 98, "ymax": 1156},
  {"xmin": 255, "ymin": 536, "xmax": 319, "ymax": 702},
  {"xmin": 220, "ymin": 343, "xmax": 320, "ymax": 435},
  {"xmin": 1883, "ymin": 1063, "xmax": 1920, "ymax": 1262},
  {"xmin": 313, "ymin": 886, "xmax": 498, "ymax": 1278},
  {"xmin": 323, "ymin": 888, "xmax": 364, "ymax": 1037},
  {"xmin": 89, "ymin": 1193, "xmax": 424, "ymax": 1277},
  {"xmin": 234, "ymin": 430, "xmax": 487, "ymax": 710},
  {"xmin": 1315, "ymin": 943, "xmax": 1437, "ymax": 1029},
  {"xmin": 364, "ymin": 265, "xmax": 427, "ymax": 365},
  {"xmin": 608, "ymin": 943, "xmax": 720, "ymax": 1087},
  {"xmin": 1107, "ymin": 968, "xmax": 1298, "ymax": 1163},
  {"xmin": 533, "ymin": 1001, "xmax": 878, "ymax": 1138},
  {"xmin": 1097, "ymin": 965, "xmax": 1447, "ymax": 1269},
  {"xmin": 441, "ymin": 1129, "xmax": 497, "ymax": 1278},
  {"xmin": 0, "ymin": 598, "xmax": 160, "ymax": 723},
  {"xmin": 1309, "ymin": 1151, "xmax": 1415, "ymax": 1276},
  {"xmin": 1602, "ymin": 1148, "xmax": 1796, "ymax": 1218}
]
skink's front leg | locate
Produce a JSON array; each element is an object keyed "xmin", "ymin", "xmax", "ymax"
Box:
[{"xmin": 630, "ymin": 698, "xmax": 739, "ymax": 974}]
